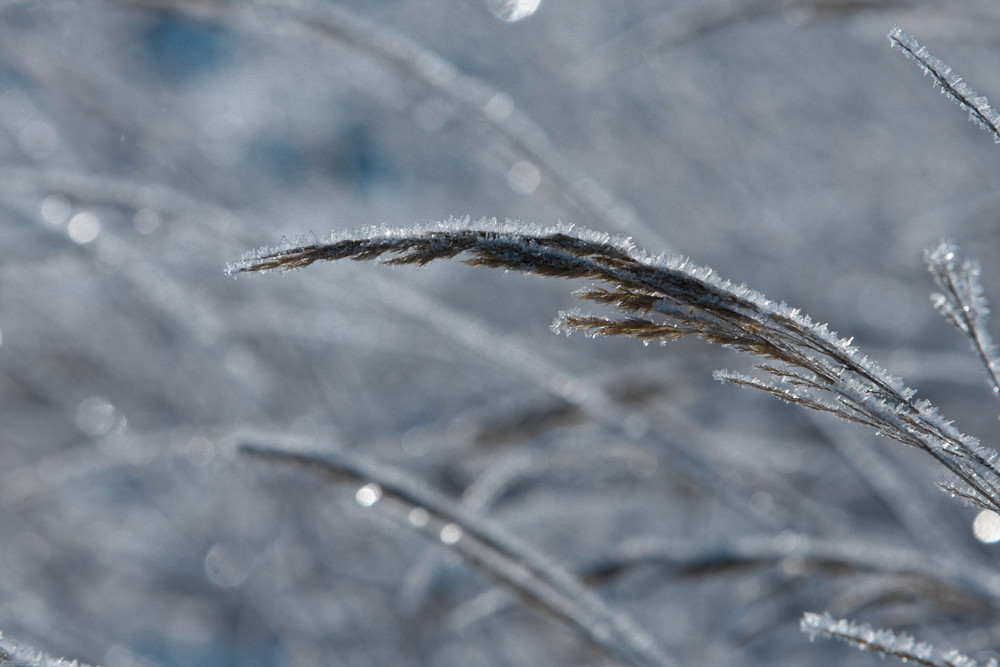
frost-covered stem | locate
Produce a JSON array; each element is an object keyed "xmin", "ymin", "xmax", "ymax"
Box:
[
  {"xmin": 230, "ymin": 220, "xmax": 1000, "ymax": 513},
  {"xmin": 362, "ymin": 271, "xmax": 788, "ymax": 530},
  {"xmin": 0, "ymin": 631, "xmax": 95, "ymax": 667},
  {"xmin": 239, "ymin": 440, "xmax": 676, "ymax": 667},
  {"xmin": 889, "ymin": 26, "xmax": 1000, "ymax": 143},
  {"xmin": 926, "ymin": 241, "xmax": 1000, "ymax": 404},
  {"xmin": 801, "ymin": 612, "xmax": 997, "ymax": 667}
]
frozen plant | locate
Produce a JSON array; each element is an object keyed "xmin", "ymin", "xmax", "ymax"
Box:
[
  {"xmin": 231, "ymin": 210, "xmax": 1000, "ymax": 664},
  {"xmin": 788, "ymin": 28, "xmax": 1000, "ymax": 663},
  {"xmin": 802, "ymin": 612, "xmax": 998, "ymax": 667},
  {"xmin": 889, "ymin": 26, "xmax": 1000, "ymax": 143},
  {"xmin": 0, "ymin": 631, "xmax": 94, "ymax": 667},
  {"xmin": 926, "ymin": 240, "xmax": 1000, "ymax": 403},
  {"xmin": 5, "ymin": 2, "xmax": 1000, "ymax": 665},
  {"xmin": 230, "ymin": 34, "xmax": 1000, "ymax": 665},
  {"xmin": 229, "ymin": 221, "xmax": 1000, "ymax": 513}
]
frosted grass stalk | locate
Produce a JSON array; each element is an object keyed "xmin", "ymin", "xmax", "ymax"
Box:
[
  {"xmin": 0, "ymin": 631, "xmax": 94, "ymax": 667},
  {"xmin": 802, "ymin": 611, "xmax": 998, "ymax": 667},
  {"xmin": 230, "ymin": 219, "xmax": 1000, "ymax": 514},
  {"xmin": 362, "ymin": 272, "xmax": 778, "ymax": 528},
  {"xmin": 926, "ymin": 240, "xmax": 1000, "ymax": 403},
  {"xmin": 889, "ymin": 26, "xmax": 1000, "ymax": 142}
]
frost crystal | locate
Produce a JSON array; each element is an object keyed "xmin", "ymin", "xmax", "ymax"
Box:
[
  {"xmin": 801, "ymin": 611, "xmax": 998, "ymax": 667},
  {"xmin": 0, "ymin": 631, "xmax": 95, "ymax": 667},
  {"xmin": 889, "ymin": 26, "xmax": 1000, "ymax": 142},
  {"xmin": 233, "ymin": 220, "xmax": 1000, "ymax": 515},
  {"xmin": 926, "ymin": 240, "xmax": 1000, "ymax": 401}
]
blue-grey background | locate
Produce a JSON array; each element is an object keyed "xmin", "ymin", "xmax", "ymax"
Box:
[{"xmin": 2, "ymin": 1, "xmax": 1000, "ymax": 665}]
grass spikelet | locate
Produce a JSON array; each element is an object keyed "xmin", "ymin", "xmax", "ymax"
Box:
[{"xmin": 233, "ymin": 219, "xmax": 1000, "ymax": 515}]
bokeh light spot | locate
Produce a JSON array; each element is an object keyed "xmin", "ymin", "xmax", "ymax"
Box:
[
  {"xmin": 483, "ymin": 92, "xmax": 514, "ymax": 121},
  {"xmin": 408, "ymin": 507, "xmax": 429, "ymax": 527},
  {"xmin": 355, "ymin": 483, "xmax": 382, "ymax": 508},
  {"xmin": 486, "ymin": 0, "xmax": 541, "ymax": 22},
  {"xmin": 40, "ymin": 194, "xmax": 71, "ymax": 226},
  {"xmin": 204, "ymin": 544, "xmax": 250, "ymax": 588},
  {"xmin": 507, "ymin": 160, "xmax": 540, "ymax": 194},
  {"xmin": 18, "ymin": 119, "xmax": 58, "ymax": 159},
  {"xmin": 67, "ymin": 212, "xmax": 101, "ymax": 244},
  {"xmin": 973, "ymin": 510, "xmax": 1000, "ymax": 543},
  {"xmin": 75, "ymin": 396, "xmax": 126, "ymax": 438},
  {"xmin": 440, "ymin": 523, "xmax": 463, "ymax": 544}
]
